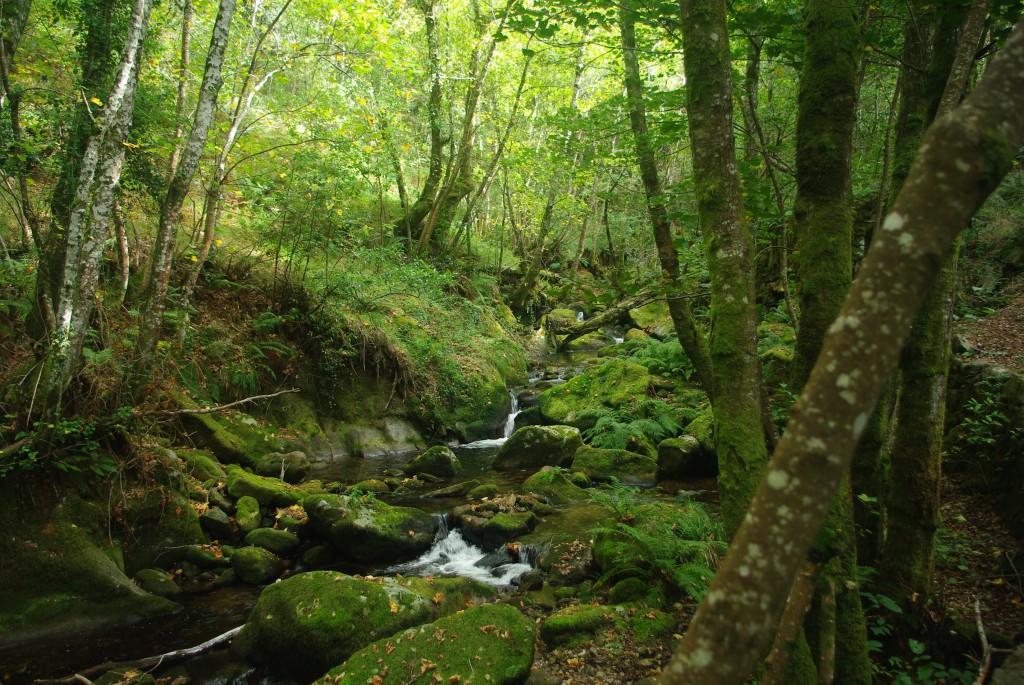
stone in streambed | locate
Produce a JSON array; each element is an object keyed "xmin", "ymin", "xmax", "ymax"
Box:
[
  {"xmin": 254, "ymin": 451, "xmax": 311, "ymax": 484},
  {"xmin": 404, "ymin": 445, "xmax": 462, "ymax": 477},
  {"xmin": 492, "ymin": 425, "xmax": 582, "ymax": 469}
]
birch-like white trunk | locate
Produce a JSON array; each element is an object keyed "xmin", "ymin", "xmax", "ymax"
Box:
[
  {"xmin": 41, "ymin": 0, "xmax": 153, "ymax": 421},
  {"xmin": 133, "ymin": 0, "xmax": 236, "ymax": 394}
]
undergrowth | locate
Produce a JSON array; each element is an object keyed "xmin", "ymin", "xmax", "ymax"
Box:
[
  {"xmin": 579, "ymin": 397, "xmax": 684, "ymax": 451},
  {"xmin": 589, "ymin": 482, "xmax": 725, "ymax": 601}
]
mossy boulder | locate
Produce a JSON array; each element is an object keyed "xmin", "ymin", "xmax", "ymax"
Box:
[
  {"xmin": 254, "ymin": 451, "xmax": 311, "ymax": 484},
  {"xmin": 304, "ymin": 493, "xmax": 437, "ymax": 562},
  {"xmin": 94, "ymin": 667, "xmax": 156, "ymax": 685},
  {"xmin": 115, "ymin": 487, "xmax": 205, "ymax": 573},
  {"xmin": 657, "ymin": 435, "xmax": 715, "ymax": 479},
  {"xmin": 179, "ymin": 449, "xmax": 226, "ymax": 482},
  {"xmin": 0, "ymin": 489, "xmax": 179, "ymax": 642},
  {"xmin": 547, "ymin": 308, "xmax": 579, "ymax": 335},
  {"xmin": 231, "ymin": 546, "xmax": 284, "ymax": 585},
  {"xmin": 539, "ymin": 604, "xmax": 614, "ymax": 647},
  {"xmin": 760, "ymin": 345, "xmax": 794, "ymax": 387},
  {"xmin": 460, "ymin": 511, "xmax": 538, "ymax": 552},
  {"xmin": 631, "ymin": 301, "xmax": 673, "ymax": 339},
  {"xmin": 234, "ymin": 571, "xmax": 437, "ymax": 681},
  {"xmin": 244, "ymin": 528, "xmax": 301, "ymax": 557},
  {"xmin": 320, "ymin": 603, "xmax": 536, "ymax": 685},
  {"xmin": 492, "ymin": 425, "xmax": 583, "ymax": 469},
  {"xmin": 200, "ymin": 507, "xmax": 235, "ymax": 542},
  {"xmin": 684, "ymin": 411, "xmax": 714, "ymax": 455},
  {"xmin": 264, "ymin": 391, "xmax": 325, "ymax": 448},
  {"xmin": 235, "ymin": 496, "xmax": 262, "ymax": 535},
  {"xmin": 608, "ymin": 577, "xmax": 650, "ymax": 604},
  {"xmin": 537, "ymin": 359, "xmax": 652, "ymax": 430},
  {"xmin": 631, "ymin": 609, "xmax": 677, "ymax": 643},
  {"xmin": 468, "ymin": 483, "xmax": 501, "ymax": 499},
  {"xmin": 225, "ymin": 465, "xmax": 302, "ymax": 507},
  {"xmin": 133, "ymin": 568, "xmax": 180, "ymax": 599},
  {"xmin": 346, "ymin": 479, "xmax": 391, "ymax": 496},
  {"xmin": 571, "ymin": 446, "xmax": 658, "ymax": 487},
  {"xmin": 404, "ymin": 445, "xmax": 462, "ymax": 478},
  {"xmin": 521, "ymin": 467, "xmax": 589, "ymax": 504},
  {"xmin": 382, "ymin": 417, "xmax": 427, "ymax": 453}
]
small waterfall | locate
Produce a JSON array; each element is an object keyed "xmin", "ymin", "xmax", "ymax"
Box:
[
  {"xmin": 576, "ymin": 310, "xmax": 585, "ymax": 322},
  {"xmin": 383, "ymin": 514, "xmax": 533, "ymax": 587},
  {"xmin": 502, "ymin": 391, "xmax": 520, "ymax": 439}
]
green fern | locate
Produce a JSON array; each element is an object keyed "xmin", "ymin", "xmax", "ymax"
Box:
[
  {"xmin": 589, "ymin": 483, "xmax": 725, "ymax": 601},
  {"xmin": 580, "ymin": 397, "xmax": 684, "ymax": 450}
]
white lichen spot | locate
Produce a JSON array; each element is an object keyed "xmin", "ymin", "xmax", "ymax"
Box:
[
  {"xmin": 898, "ymin": 232, "xmax": 915, "ymax": 249},
  {"xmin": 956, "ymin": 159, "xmax": 971, "ymax": 172},
  {"xmin": 706, "ymin": 589, "xmax": 725, "ymax": 604},
  {"xmin": 738, "ymin": 565, "xmax": 750, "ymax": 577},
  {"xmin": 840, "ymin": 390, "xmax": 857, "ymax": 404},
  {"xmin": 747, "ymin": 543, "xmax": 762, "ymax": 558},
  {"xmin": 882, "ymin": 212, "xmax": 905, "ymax": 232},
  {"xmin": 691, "ymin": 648, "xmax": 714, "ymax": 668},
  {"xmin": 709, "ymin": 32, "xmax": 719, "ymax": 41},
  {"xmin": 778, "ymin": 505, "xmax": 790, "ymax": 519},
  {"xmin": 766, "ymin": 470, "xmax": 789, "ymax": 490},
  {"xmin": 853, "ymin": 412, "xmax": 868, "ymax": 438},
  {"xmin": 836, "ymin": 373, "xmax": 851, "ymax": 388},
  {"xmin": 806, "ymin": 437, "xmax": 827, "ymax": 451}
]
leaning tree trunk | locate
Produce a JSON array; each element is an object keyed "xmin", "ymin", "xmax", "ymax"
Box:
[
  {"xmin": 657, "ymin": 18, "xmax": 1024, "ymax": 685},
  {"xmin": 39, "ymin": 0, "xmax": 153, "ymax": 423},
  {"xmin": 132, "ymin": 0, "xmax": 235, "ymax": 396},
  {"xmin": 618, "ymin": 0, "xmax": 715, "ymax": 398},
  {"xmin": 678, "ymin": 0, "xmax": 768, "ymax": 536}
]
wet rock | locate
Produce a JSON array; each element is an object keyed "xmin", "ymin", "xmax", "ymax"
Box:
[
  {"xmin": 461, "ymin": 511, "xmax": 538, "ymax": 551},
  {"xmin": 382, "ymin": 416, "xmax": 427, "ymax": 453},
  {"xmin": 467, "ymin": 482, "xmax": 501, "ymax": 499},
  {"xmin": 345, "ymin": 479, "xmax": 391, "ymax": 496},
  {"xmin": 657, "ymin": 435, "xmax": 714, "ymax": 479},
  {"xmin": 493, "ymin": 425, "xmax": 583, "ymax": 469},
  {"xmin": 522, "ymin": 467, "xmax": 588, "ymax": 504},
  {"xmin": 537, "ymin": 359, "xmax": 652, "ymax": 430},
  {"xmin": 404, "ymin": 445, "xmax": 462, "ymax": 477},
  {"xmin": 199, "ymin": 507, "xmax": 235, "ymax": 542},
  {"xmin": 231, "ymin": 546, "xmax": 283, "ymax": 585},
  {"xmin": 94, "ymin": 667, "xmax": 156, "ymax": 685},
  {"xmin": 304, "ymin": 493, "xmax": 436, "ymax": 563},
  {"xmin": 254, "ymin": 451, "xmax": 311, "ymax": 484},
  {"xmin": 133, "ymin": 568, "xmax": 180, "ymax": 598},
  {"xmin": 225, "ymin": 465, "xmax": 302, "ymax": 507},
  {"xmin": 540, "ymin": 604, "xmax": 614, "ymax": 647},
  {"xmin": 423, "ymin": 479, "xmax": 480, "ymax": 498},
  {"xmin": 208, "ymin": 486, "xmax": 234, "ymax": 514}
]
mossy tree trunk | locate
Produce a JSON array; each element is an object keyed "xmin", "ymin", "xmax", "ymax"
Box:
[
  {"xmin": 658, "ymin": 20, "xmax": 1024, "ymax": 685},
  {"xmin": 618, "ymin": 0, "xmax": 714, "ymax": 398},
  {"xmin": 786, "ymin": 0, "xmax": 870, "ymax": 681},
  {"xmin": 678, "ymin": 0, "xmax": 768, "ymax": 536},
  {"xmin": 880, "ymin": 0, "xmax": 987, "ymax": 605}
]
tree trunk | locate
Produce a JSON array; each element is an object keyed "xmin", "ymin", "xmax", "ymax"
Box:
[
  {"xmin": 657, "ymin": 18, "xmax": 1024, "ymax": 684},
  {"xmin": 39, "ymin": 0, "xmax": 153, "ymax": 423},
  {"xmin": 678, "ymin": 0, "xmax": 768, "ymax": 536},
  {"xmin": 880, "ymin": 0, "xmax": 987, "ymax": 604},
  {"xmin": 619, "ymin": 0, "xmax": 715, "ymax": 398},
  {"xmin": 132, "ymin": 0, "xmax": 235, "ymax": 395}
]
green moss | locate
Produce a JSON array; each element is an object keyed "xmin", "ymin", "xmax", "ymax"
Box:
[
  {"xmin": 493, "ymin": 425, "xmax": 583, "ymax": 469},
  {"xmin": 235, "ymin": 496, "xmax": 262, "ymax": 535},
  {"xmin": 685, "ymin": 412, "xmax": 714, "ymax": 454},
  {"xmin": 304, "ymin": 493, "xmax": 436, "ymax": 562},
  {"xmin": 231, "ymin": 546, "xmax": 284, "ymax": 585},
  {"xmin": 468, "ymin": 483, "xmax": 501, "ymax": 499},
  {"xmin": 244, "ymin": 528, "xmax": 301, "ymax": 556},
  {"xmin": 404, "ymin": 445, "xmax": 462, "ymax": 477},
  {"xmin": 225, "ymin": 465, "xmax": 303, "ymax": 507},
  {"xmin": 347, "ymin": 479, "xmax": 391, "ymax": 496},
  {"xmin": 537, "ymin": 359, "xmax": 653, "ymax": 429},
  {"xmin": 179, "ymin": 449, "xmax": 226, "ymax": 482},
  {"xmin": 521, "ymin": 468, "xmax": 588, "ymax": 504},
  {"xmin": 264, "ymin": 391, "xmax": 325, "ymax": 445},
  {"xmin": 571, "ymin": 446, "xmax": 657, "ymax": 487},
  {"xmin": 631, "ymin": 609, "xmax": 677, "ymax": 644},
  {"xmin": 540, "ymin": 604, "xmax": 614, "ymax": 646},
  {"xmin": 116, "ymin": 487, "xmax": 205, "ymax": 573},
  {"xmin": 321, "ymin": 603, "xmax": 535, "ymax": 685},
  {"xmin": 608, "ymin": 577, "xmax": 649, "ymax": 604},
  {"xmin": 235, "ymin": 572, "xmax": 440, "ymax": 681}
]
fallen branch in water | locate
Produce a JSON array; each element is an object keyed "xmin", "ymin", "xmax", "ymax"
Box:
[
  {"xmin": 137, "ymin": 388, "xmax": 300, "ymax": 417},
  {"xmin": 34, "ymin": 625, "xmax": 244, "ymax": 685}
]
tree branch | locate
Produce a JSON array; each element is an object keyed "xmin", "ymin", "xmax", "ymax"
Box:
[{"xmin": 137, "ymin": 388, "xmax": 300, "ymax": 417}]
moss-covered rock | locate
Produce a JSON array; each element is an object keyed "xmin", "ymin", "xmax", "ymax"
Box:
[
  {"xmin": 571, "ymin": 446, "xmax": 657, "ymax": 487},
  {"xmin": 320, "ymin": 603, "xmax": 536, "ymax": 685},
  {"xmin": 133, "ymin": 568, "xmax": 181, "ymax": 598},
  {"xmin": 179, "ymin": 449, "xmax": 226, "ymax": 482},
  {"xmin": 404, "ymin": 445, "xmax": 462, "ymax": 477},
  {"xmin": 231, "ymin": 546, "xmax": 284, "ymax": 585},
  {"xmin": 244, "ymin": 528, "xmax": 301, "ymax": 557},
  {"xmin": 234, "ymin": 572, "xmax": 437, "ymax": 681},
  {"xmin": 382, "ymin": 417, "xmax": 427, "ymax": 453},
  {"xmin": 493, "ymin": 425, "xmax": 583, "ymax": 469},
  {"xmin": 254, "ymin": 451, "xmax": 311, "ymax": 484},
  {"xmin": 264, "ymin": 391, "xmax": 326, "ymax": 448},
  {"xmin": 521, "ymin": 467, "xmax": 589, "ymax": 504},
  {"xmin": 304, "ymin": 493, "xmax": 436, "ymax": 562},
  {"xmin": 346, "ymin": 479, "xmax": 391, "ymax": 496},
  {"xmin": 684, "ymin": 411, "xmax": 714, "ymax": 455},
  {"xmin": 94, "ymin": 666, "xmax": 156, "ymax": 685},
  {"xmin": 547, "ymin": 308, "xmax": 579, "ymax": 335},
  {"xmin": 116, "ymin": 487, "xmax": 206, "ymax": 573},
  {"xmin": 539, "ymin": 604, "xmax": 614, "ymax": 647},
  {"xmin": 608, "ymin": 577, "xmax": 649, "ymax": 604},
  {"xmin": 225, "ymin": 465, "xmax": 302, "ymax": 507},
  {"xmin": 468, "ymin": 483, "xmax": 501, "ymax": 500},
  {"xmin": 200, "ymin": 507, "xmax": 235, "ymax": 542},
  {"xmin": 0, "ymin": 488, "xmax": 179, "ymax": 642},
  {"xmin": 537, "ymin": 359, "xmax": 652, "ymax": 429},
  {"xmin": 460, "ymin": 511, "xmax": 538, "ymax": 552},
  {"xmin": 657, "ymin": 435, "xmax": 715, "ymax": 479},
  {"xmin": 235, "ymin": 496, "xmax": 262, "ymax": 535},
  {"xmin": 631, "ymin": 301, "xmax": 673, "ymax": 339},
  {"xmin": 631, "ymin": 608, "xmax": 677, "ymax": 643}
]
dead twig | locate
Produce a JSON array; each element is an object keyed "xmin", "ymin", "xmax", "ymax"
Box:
[{"xmin": 136, "ymin": 388, "xmax": 300, "ymax": 418}]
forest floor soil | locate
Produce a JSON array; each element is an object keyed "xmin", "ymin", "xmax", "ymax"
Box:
[{"xmin": 959, "ymin": 285, "xmax": 1024, "ymax": 373}]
